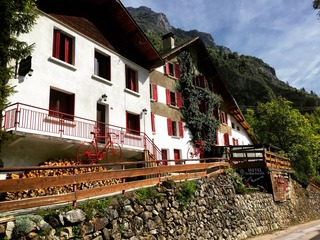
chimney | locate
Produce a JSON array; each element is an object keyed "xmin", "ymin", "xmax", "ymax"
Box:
[{"xmin": 162, "ymin": 32, "xmax": 175, "ymax": 51}]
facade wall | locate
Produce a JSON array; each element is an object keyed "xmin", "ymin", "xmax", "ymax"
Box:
[
  {"xmin": 8, "ymin": 13, "xmax": 152, "ymax": 137},
  {"xmin": 150, "ymin": 67, "xmax": 192, "ymax": 162}
]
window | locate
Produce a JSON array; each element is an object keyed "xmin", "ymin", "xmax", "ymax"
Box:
[
  {"xmin": 94, "ymin": 51, "xmax": 111, "ymax": 80},
  {"xmin": 49, "ymin": 88, "xmax": 75, "ymax": 120},
  {"xmin": 150, "ymin": 84, "xmax": 158, "ymax": 101},
  {"xmin": 231, "ymin": 122, "xmax": 235, "ymax": 129},
  {"xmin": 199, "ymin": 100, "xmax": 206, "ymax": 113},
  {"xmin": 126, "ymin": 66, "xmax": 138, "ymax": 92},
  {"xmin": 166, "ymin": 89, "xmax": 182, "ymax": 108},
  {"xmin": 126, "ymin": 112, "xmax": 140, "ymax": 134},
  {"xmin": 53, "ymin": 29, "xmax": 73, "ymax": 64},
  {"xmin": 151, "ymin": 112, "xmax": 156, "ymax": 132},
  {"xmin": 170, "ymin": 92, "xmax": 176, "ymax": 106},
  {"xmin": 232, "ymin": 138, "xmax": 239, "ymax": 146},
  {"xmin": 220, "ymin": 111, "xmax": 228, "ymax": 125},
  {"xmin": 164, "ymin": 62, "xmax": 180, "ymax": 78},
  {"xmin": 167, "ymin": 118, "xmax": 184, "ymax": 138},
  {"xmin": 236, "ymin": 126, "xmax": 240, "ymax": 131},
  {"xmin": 193, "ymin": 75, "xmax": 205, "ymax": 88}
]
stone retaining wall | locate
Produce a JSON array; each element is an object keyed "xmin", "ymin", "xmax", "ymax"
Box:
[{"xmin": 1, "ymin": 172, "xmax": 320, "ymax": 240}]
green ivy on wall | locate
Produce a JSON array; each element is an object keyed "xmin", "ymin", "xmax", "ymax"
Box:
[{"xmin": 177, "ymin": 51, "xmax": 220, "ymax": 152}]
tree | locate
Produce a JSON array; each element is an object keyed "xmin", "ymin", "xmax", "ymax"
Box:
[
  {"xmin": 314, "ymin": 0, "xmax": 320, "ymax": 10},
  {"xmin": 305, "ymin": 107, "xmax": 320, "ymax": 179},
  {"xmin": 314, "ymin": 0, "xmax": 320, "ymax": 17},
  {"xmin": 0, "ymin": 0, "xmax": 38, "ymax": 165},
  {"xmin": 246, "ymin": 97, "xmax": 316, "ymax": 184}
]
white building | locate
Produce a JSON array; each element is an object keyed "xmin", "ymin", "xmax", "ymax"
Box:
[{"xmin": 2, "ymin": 0, "xmax": 163, "ymax": 167}]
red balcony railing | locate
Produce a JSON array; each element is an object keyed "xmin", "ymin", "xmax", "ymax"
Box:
[{"xmin": 2, "ymin": 103, "xmax": 162, "ymax": 160}]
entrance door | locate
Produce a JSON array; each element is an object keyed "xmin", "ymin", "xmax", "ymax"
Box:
[
  {"xmin": 174, "ymin": 149, "xmax": 181, "ymax": 164},
  {"xmin": 97, "ymin": 103, "xmax": 108, "ymax": 142}
]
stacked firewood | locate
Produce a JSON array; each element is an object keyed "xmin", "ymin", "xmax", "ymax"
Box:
[{"xmin": 4, "ymin": 158, "xmax": 122, "ymax": 201}]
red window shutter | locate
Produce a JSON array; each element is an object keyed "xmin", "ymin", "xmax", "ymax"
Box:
[
  {"xmin": 151, "ymin": 112, "xmax": 156, "ymax": 132},
  {"xmin": 167, "ymin": 118, "xmax": 173, "ymax": 136},
  {"xmin": 200, "ymin": 75, "xmax": 205, "ymax": 88},
  {"xmin": 53, "ymin": 29, "xmax": 60, "ymax": 59},
  {"xmin": 64, "ymin": 37, "xmax": 70, "ymax": 63},
  {"xmin": 165, "ymin": 62, "xmax": 170, "ymax": 75},
  {"xmin": 224, "ymin": 133, "xmax": 230, "ymax": 146},
  {"xmin": 152, "ymin": 84, "xmax": 158, "ymax": 101},
  {"xmin": 175, "ymin": 64, "xmax": 180, "ymax": 78},
  {"xmin": 166, "ymin": 89, "xmax": 171, "ymax": 105},
  {"xmin": 176, "ymin": 92, "xmax": 182, "ymax": 108},
  {"xmin": 178, "ymin": 121, "xmax": 184, "ymax": 138}
]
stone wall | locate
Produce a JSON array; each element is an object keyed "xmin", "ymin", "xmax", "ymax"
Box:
[{"xmin": 1, "ymin": 172, "xmax": 320, "ymax": 240}]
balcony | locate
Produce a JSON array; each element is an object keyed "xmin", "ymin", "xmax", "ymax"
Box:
[{"xmin": 2, "ymin": 103, "xmax": 161, "ymax": 161}]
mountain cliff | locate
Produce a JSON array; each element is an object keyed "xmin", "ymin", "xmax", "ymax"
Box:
[{"xmin": 127, "ymin": 6, "xmax": 320, "ymax": 111}]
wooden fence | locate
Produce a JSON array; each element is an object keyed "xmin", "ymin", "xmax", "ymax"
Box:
[{"xmin": 0, "ymin": 158, "xmax": 229, "ymax": 213}]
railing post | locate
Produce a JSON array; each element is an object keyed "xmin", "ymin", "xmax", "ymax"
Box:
[
  {"xmin": 157, "ymin": 160, "xmax": 161, "ymax": 187},
  {"xmin": 122, "ymin": 164, "xmax": 126, "ymax": 194},
  {"xmin": 14, "ymin": 103, "xmax": 20, "ymax": 131},
  {"xmin": 73, "ymin": 167, "xmax": 77, "ymax": 207},
  {"xmin": 120, "ymin": 128, "xmax": 124, "ymax": 147},
  {"xmin": 143, "ymin": 133, "xmax": 147, "ymax": 149}
]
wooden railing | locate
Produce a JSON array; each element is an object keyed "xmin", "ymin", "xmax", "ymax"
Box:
[
  {"xmin": 229, "ymin": 148, "xmax": 291, "ymax": 170},
  {"xmin": 0, "ymin": 158, "xmax": 229, "ymax": 213},
  {"xmin": 264, "ymin": 151, "xmax": 291, "ymax": 170},
  {"xmin": 2, "ymin": 102, "xmax": 162, "ymax": 160}
]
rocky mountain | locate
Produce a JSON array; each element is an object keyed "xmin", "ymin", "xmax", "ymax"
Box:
[{"xmin": 127, "ymin": 6, "xmax": 320, "ymax": 111}]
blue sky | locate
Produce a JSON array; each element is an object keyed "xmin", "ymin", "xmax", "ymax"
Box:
[{"xmin": 121, "ymin": 0, "xmax": 320, "ymax": 96}]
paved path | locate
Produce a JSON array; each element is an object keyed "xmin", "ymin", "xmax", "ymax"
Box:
[{"xmin": 248, "ymin": 219, "xmax": 320, "ymax": 240}]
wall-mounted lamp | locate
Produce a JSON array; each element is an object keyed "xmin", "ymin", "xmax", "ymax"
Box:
[
  {"xmin": 100, "ymin": 94, "xmax": 107, "ymax": 102},
  {"xmin": 142, "ymin": 108, "xmax": 147, "ymax": 115},
  {"xmin": 28, "ymin": 69, "xmax": 34, "ymax": 77}
]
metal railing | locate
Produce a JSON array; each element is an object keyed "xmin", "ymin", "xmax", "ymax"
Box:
[{"xmin": 2, "ymin": 103, "xmax": 162, "ymax": 160}]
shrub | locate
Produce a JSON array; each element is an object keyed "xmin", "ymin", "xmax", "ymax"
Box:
[{"xmin": 176, "ymin": 180, "xmax": 197, "ymax": 210}]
